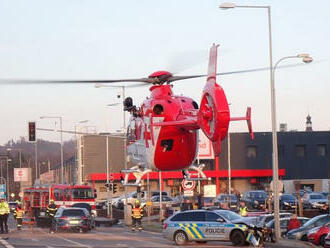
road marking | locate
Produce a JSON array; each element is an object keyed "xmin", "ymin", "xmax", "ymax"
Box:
[
  {"xmin": 0, "ymin": 238, "xmax": 15, "ymax": 248},
  {"xmin": 39, "ymin": 229, "xmax": 92, "ymax": 248}
]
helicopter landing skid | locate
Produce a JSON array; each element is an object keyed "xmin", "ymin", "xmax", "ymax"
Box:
[
  {"xmin": 183, "ymin": 164, "xmax": 211, "ymax": 181},
  {"xmin": 121, "ymin": 166, "xmax": 152, "ymax": 187}
]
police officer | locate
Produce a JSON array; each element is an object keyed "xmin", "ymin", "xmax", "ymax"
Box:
[
  {"xmin": 46, "ymin": 200, "xmax": 58, "ymax": 233},
  {"xmin": 14, "ymin": 204, "xmax": 24, "ymax": 230},
  {"xmin": 0, "ymin": 198, "xmax": 10, "ymax": 234},
  {"xmin": 239, "ymin": 201, "xmax": 248, "ymax": 217},
  {"xmin": 131, "ymin": 200, "xmax": 143, "ymax": 232}
]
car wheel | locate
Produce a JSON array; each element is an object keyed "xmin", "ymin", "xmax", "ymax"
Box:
[
  {"xmin": 174, "ymin": 231, "xmax": 188, "ymax": 245},
  {"xmin": 230, "ymin": 230, "xmax": 245, "ymax": 246},
  {"xmin": 320, "ymin": 235, "xmax": 326, "ymax": 247},
  {"xmin": 301, "ymin": 234, "xmax": 308, "ymax": 241}
]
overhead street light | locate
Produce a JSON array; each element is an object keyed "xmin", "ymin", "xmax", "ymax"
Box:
[
  {"xmin": 219, "ymin": 2, "xmax": 314, "ymax": 242},
  {"xmin": 96, "ymin": 83, "xmax": 127, "ymax": 132},
  {"xmin": 40, "ymin": 116, "xmax": 64, "ymax": 184},
  {"xmin": 75, "ymin": 120, "xmax": 89, "ymax": 185}
]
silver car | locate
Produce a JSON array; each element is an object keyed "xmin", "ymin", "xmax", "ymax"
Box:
[{"xmin": 163, "ymin": 210, "xmax": 248, "ymax": 246}]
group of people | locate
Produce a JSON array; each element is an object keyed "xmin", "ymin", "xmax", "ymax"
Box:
[{"xmin": 0, "ymin": 198, "xmax": 24, "ymax": 233}]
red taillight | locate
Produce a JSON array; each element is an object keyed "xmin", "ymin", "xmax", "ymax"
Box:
[
  {"xmin": 82, "ymin": 217, "xmax": 88, "ymax": 220},
  {"xmin": 60, "ymin": 216, "xmax": 67, "ymax": 220},
  {"xmin": 91, "ymin": 205, "xmax": 96, "ymax": 210},
  {"xmin": 163, "ymin": 223, "xmax": 168, "ymax": 229}
]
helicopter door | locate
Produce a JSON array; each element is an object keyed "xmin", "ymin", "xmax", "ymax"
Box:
[{"xmin": 127, "ymin": 117, "xmax": 146, "ymax": 163}]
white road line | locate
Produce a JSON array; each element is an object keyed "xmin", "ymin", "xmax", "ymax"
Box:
[
  {"xmin": 39, "ymin": 229, "xmax": 92, "ymax": 248},
  {"xmin": 0, "ymin": 238, "xmax": 15, "ymax": 248}
]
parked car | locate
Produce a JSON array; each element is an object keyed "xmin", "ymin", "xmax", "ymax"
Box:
[
  {"xmin": 163, "ymin": 209, "xmax": 248, "ymax": 246},
  {"xmin": 302, "ymin": 193, "xmax": 328, "ymax": 209},
  {"xmin": 52, "ymin": 207, "xmax": 93, "ymax": 232},
  {"xmin": 255, "ymin": 212, "xmax": 293, "ymax": 228},
  {"xmin": 241, "ymin": 190, "xmax": 268, "ymax": 210},
  {"xmin": 324, "ymin": 232, "xmax": 330, "ymax": 248},
  {"xmin": 307, "ymin": 221, "xmax": 330, "ymax": 246},
  {"xmin": 8, "ymin": 201, "xmax": 18, "ymax": 213},
  {"xmin": 287, "ymin": 214, "xmax": 330, "ymax": 241},
  {"xmin": 266, "ymin": 217, "xmax": 309, "ymax": 237},
  {"xmin": 118, "ymin": 191, "xmax": 169, "ymax": 208},
  {"xmin": 142, "ymin": 195, "xmax": 174, "ymax": 208},
  {"xmin": 71, "ymin": 203, "xmax": 96, "ymax": 228},
  {"xmin": 214, "ymin": 194, "xmax": 238, "ymax": 210},
  {"xmin": 279, "ymin": 194, "xmax": 297, "ymax": 210}
]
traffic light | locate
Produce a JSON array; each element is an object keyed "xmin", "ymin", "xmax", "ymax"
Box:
[
  {"xmin": 105, "ymin": 183, "xmax": 113, "ymax": 191},
  {"xmin": 28, "ymin": 122, "xmax": 36, "ymax": 142},
  {"xmin": 113, "ymin": 184, "xmax": 117, "ymax": 194}
]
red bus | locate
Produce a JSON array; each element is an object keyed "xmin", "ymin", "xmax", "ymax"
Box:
[{"xmin": 23, "ymin": 184, "xmax": 96, "ymax": 225}]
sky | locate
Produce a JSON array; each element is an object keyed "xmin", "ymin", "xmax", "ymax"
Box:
[{"xmin": 0, "ymin": 0, "xmax": 329, "ymax": 145}]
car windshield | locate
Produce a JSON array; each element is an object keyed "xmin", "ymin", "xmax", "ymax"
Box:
[
  {"xmin": 62, "ymin": 209, "xmax": 85, "ymax": 217},
  {"xmin": 72, "ymin": 188, "xmax": 94, "ymax": 199},
  {"xmin": 303, "ymin": 215, "xmax": 324, "ymax": 227},
  {"xmin": 281, "ymin": 194, "xmax": 296, "ymax": 201},
  {"xmin": 250, "ymin": 192, "xmax": 267, "ymax": 199},
  {"xmin": 219, "ymin": 195, "xmax": 237, "ymax": 201},
  {"xmin": 215, "ymin": 210, "xmax": 242, "ymax": 221},
  {"xmin": 310, "ymin": 194, "xmax": 325, "ymax": 200}
]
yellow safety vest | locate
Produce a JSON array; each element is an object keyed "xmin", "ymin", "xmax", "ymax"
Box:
[
  {"xmin": 239, "ymin": 206, "xmax": 248, "ymax": 217},
  {"xmin": 0, "ymin": 202, "xmax": 10, "ymax": 215},
  {"xmin": 132, "ymin": 207, "xmax": 143, "ymax": 219},
  {"xmin": 14, "ymin": 208, "xmax": 24, "ymax": 218}
]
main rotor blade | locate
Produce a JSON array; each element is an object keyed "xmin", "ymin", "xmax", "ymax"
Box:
[
  {"xmin": 168, "ymin": 62, "xmax": 311, "ymax": 82},
  {"xmin": 0, "ymin": 78, "xmax": 154, "ymax": 85}
]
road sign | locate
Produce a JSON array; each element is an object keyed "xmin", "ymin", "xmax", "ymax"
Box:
[
  {"xmin": 183, "ymin": 190, "xmax": 194, "ymax": 197},
  {"xmin": 204, "ymin": 185, "xmax": 216, "ymax": 197},
  {"xmin": 18, "ymin": 192, "xmax": 23, "ymax": 198},
  {"xmin": 10, "ymin": 193, "xmax": 15, "ymax": 198},
  {"xmin": 270, "ymin": 180, "xmax": 284, "ymax": 192},
  {"xmin": 181, "ymin": 179, "xmax": 196, "ymax": 191},
  {"xmin": 0, "ymin": 184, "xmax": 6, "ymax": 192}
]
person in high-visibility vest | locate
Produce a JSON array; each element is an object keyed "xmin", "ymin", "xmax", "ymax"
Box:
[
  {"xmin": 14, "ymin": 204, "xmax": 24, "ymax": 230},
  {"xmin": 131, "ymin": 200, "xmax": 143, "ymax": 232},
  {"xmin": 46, "ymin": 200, "xmax": 58, "ymax": 233},
  {"xmin": 0, "ymin": 198, "xmax": 10, "ymax": 234},
  {"xmin": 239, "ymin": 201, "xmax": 248, "ymax": 217}
]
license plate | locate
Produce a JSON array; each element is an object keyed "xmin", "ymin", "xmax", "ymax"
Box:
[{"xmin": 69, "ymin": 220, "xmax": 80, "ymax": 224}]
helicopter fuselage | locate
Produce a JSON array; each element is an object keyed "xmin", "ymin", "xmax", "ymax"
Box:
[{"xmin": 126, "ymin": 84, "xmax": 200, "ymax": 171}]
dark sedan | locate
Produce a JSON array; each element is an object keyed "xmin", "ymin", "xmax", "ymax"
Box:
[
  {"xmin": 52, "ymin": 207, "xmax": 93, "ymax": 233},
  {"xmin": 280, "ymin": 194, "xmax": 297, "ymax": 210}
]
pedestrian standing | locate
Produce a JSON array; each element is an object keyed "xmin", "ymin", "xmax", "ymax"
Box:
[
  {"xmin": 46, "ymin": 200, "xmax": 58, "ymax": 233},
  {"xmin": 238, "ymin": 201, "xmax": 248, "ymax": 217},
  {"xmin": 14, "ymin": 204, "xmax": 24, "ymax": 230},
  {"xmin": 287, "ymin": 214, "xmax": 301, "ymax": 232},
  {"xmin": 0, "ymin": 198, "xmax": 10, "ymax": 234},
  {"xmin": 131, "ymin": 200, "xmax": 143, "ymax": 232}
]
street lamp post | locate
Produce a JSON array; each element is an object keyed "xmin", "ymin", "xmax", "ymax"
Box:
[
  {"xmin": 75, "ymin": 120, "xmax": 89, "ymax": 185},
  {"xmin": 219, "ymin": 2, "xmax": 313, "ymax": 242},
  {"xmin": 40, "ymin": 116, "xmax": 64, "ymax": 184},
  {"xmin": 95, "ymin": 84, "xmax": 126, "ymax": 132},
  {"xmin": 6, "ymin": 148, "xmax": 22, "ymax": 168}
]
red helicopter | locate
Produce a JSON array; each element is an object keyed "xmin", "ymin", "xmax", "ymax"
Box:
[{"xmin": 115, "ymin": 44, "xmax": 254, "ymax": 185}]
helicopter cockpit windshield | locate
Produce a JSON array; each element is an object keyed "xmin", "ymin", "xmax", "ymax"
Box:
[{"xmin": 126, "ymin": 116, "xmax": 143, "ymax": 144}]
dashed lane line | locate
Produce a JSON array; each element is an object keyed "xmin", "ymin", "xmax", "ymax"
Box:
[
  {"xmin": 38, "ymin": 229, "xmax": 92, "ymax": 248},
  {"xmin": 0, "ymin": 238, "xmax": 15, "ymax": 248}
]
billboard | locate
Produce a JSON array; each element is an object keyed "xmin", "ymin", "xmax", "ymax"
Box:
[
  {"xmin": 197, "ymin": 130, "xmax": 214, "ymax": 159},
  {"xmin": 14, "ymin": 168, "xmax": 29, "ymax": 182}
]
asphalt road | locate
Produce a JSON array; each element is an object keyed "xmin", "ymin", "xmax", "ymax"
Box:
[{"xmin": 0, "ymin": 215, "xmax": 312, "ymax": 248}]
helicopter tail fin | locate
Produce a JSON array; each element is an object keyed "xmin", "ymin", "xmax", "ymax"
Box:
[
  {"xmin": 230, "ymin": 107, "xmax": 254, "ymax": 140},
  {"xmin": 197, "ymin": 44, "xmax": 230, "ymax": 155}
]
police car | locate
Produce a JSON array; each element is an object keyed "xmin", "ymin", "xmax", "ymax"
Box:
[{"xmin": 163, "ymin": 209, "xmax": 248, "ymax": 246}]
